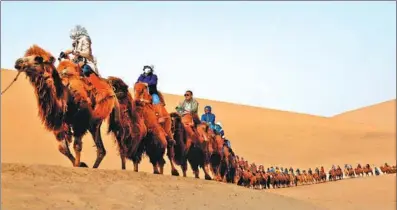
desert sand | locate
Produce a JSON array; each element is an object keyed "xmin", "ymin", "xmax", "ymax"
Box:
[{"xmin": 1, "ymin": 68, "xmax": 396, "ymax": 210}]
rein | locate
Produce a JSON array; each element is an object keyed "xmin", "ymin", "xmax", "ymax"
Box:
[
  {"xmin": 1, "ymin": 71, "xmax": 22, "ymax": 95},
  {"xmin": 1, "ymin": 62, "xmax": 51, "ymax": 95}
]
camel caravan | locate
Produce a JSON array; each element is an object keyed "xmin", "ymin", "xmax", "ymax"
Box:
[
  {"xmin": 11, "ymin": 44, "xmax": 396, "ymax": 191},
  {"xmin": 9, "ymin": 22, "xmax": 397, "ymax": 191},
  {"xmin": 12, "ymin": 44, "xmax": 231, "ymax": 180}
]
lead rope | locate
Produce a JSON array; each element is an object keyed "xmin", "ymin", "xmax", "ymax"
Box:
[{"xmin": 1, "ymin": 71, "xmax": 22, "ymax": 95}]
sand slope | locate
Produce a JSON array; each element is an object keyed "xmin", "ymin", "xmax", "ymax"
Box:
[
  {"xmin": 1, "ymin": 68, "xmax": 396, "ymax": 210},
  {"xmin": 2, "ymin": 69, "xmax": 395, "ymax": 170},
  {"xmin": 271, "ymin": 174, "xmax": 396, "ymax": 210},
  {"xmin": 332, "ymin": 99, "xmax": 396, "ymax": 132},
  {"xmin": 1, "ymin": 163, "xmax": 324, "ymax": 210}
]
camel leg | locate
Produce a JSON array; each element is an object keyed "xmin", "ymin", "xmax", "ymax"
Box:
[
  {"xmin": 89, "ymin": 122, "xmax": 107, "ymax": 168},
  {"xmin": 152, "ymin": 164, "xmax": 160, "ymax": 174},
  {"xmin": 158, "ymin": 157, "xmax": 166, "ymax": 175},
  {"xmin": 115, "ymin": 137, "xmax": 126, "ymax": 170},
  {"xmin": 203, "ymin": 165, "xmax": 212, "ymax": 180},
  {"xmin": 190, "ymin": 163, "xmax": 200, "ymax": 179},
  {"xmin": 73, "ymin": 136, "xmax": 83, "ymax": 167},
  {"xmin": 120, "ymin": 153, "xmax": 126, "ymax": 170},
  {"xmin": 150, "ymin": 159, "xmax": 160, "ymax": 174},
  {"xmin": 57, "ymin": 139, "xmax": 76, "ymax": 166},
  {"xmin": 181, "ymin": 158, "xmax": 188, "ymax": 177},
  {"xmin": 166, "ymin": 139, "xmax": 180, "ymax": 176},
  {"xmin": 133, "ymin": 161, "xmax": 139, "ymax": 172},
  {"xmin": 55, "ymin": 128, "xmax": 88, "ymax": 167}
]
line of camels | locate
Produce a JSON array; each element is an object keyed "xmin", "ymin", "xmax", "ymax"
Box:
[{"xmin": 10, "ymin": 45, "xmax": 397, "ymax": 190}]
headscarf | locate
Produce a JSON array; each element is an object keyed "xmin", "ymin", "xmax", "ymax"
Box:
[{"xmin": 70, "ymin": 25, "xmax": 90, "ymax": 41}]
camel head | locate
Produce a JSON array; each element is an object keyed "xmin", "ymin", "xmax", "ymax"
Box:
[
  {"xmin": 14, "ymin": 45, "xmax": 56, "ymax": 74},
  {"xmin": 107, "ymin": 76, "xmax": 130, "ymax": 98},
  {"xmin": 134, "ymin": 82, "xmax": 151, "ymax": 105},
  {"xmin": 169, "ymin": 112, "xmax": 181, "ymax": 134}
]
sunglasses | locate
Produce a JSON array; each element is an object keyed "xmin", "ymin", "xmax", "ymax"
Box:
[{"xmin": 184, "ymin": 94, "xmax": 191, "ymax": 97}]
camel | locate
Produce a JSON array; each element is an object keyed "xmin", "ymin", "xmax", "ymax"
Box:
[
  {"xmin": 170, "ymin": 112, "xmax": 212, "ymax": 180},
  {"xmin": 363, "ymin": 164, "xmax": 374, "ymax": 176},
  {"xmin": 355, "ymin": 164, "xmax": 364, "ymax": 177},
  {"xmin": 237, "ymin": 169, "xmax": 257, "ymax": 189},
  {"xmin": 335, "ymin": 166, "xmax": 344, "ymax": 180},
  {"xmin": 296, "ymin": 170, "xmax": 308, "ymax": 185},
  {"xmin": 380, "ymin": 163, "xmax": 396, "ymax": 174},
  {"xmin": 219, "ymin": 145, "xmax": 237, "ymax": 183},
  {"xmin": 344, "ymin": 165, "xmax": 356, "ymax": 178},
  {"xmin": 106, "ymin": 76, "xmax": 147, "ymax": 171},
  {"xmin": 133, "ymin": 82, "xmax": 179, "ymax": 175},
  {"xmin": 205, "ymin": 126, "xmax": 225, "ymax": 181},
  {"xmin": 13, "ymin": 45, "xmax": 120, "ymax": 168}
]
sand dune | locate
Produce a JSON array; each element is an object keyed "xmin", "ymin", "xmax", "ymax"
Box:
[
  {"xmin": 1, "ymin": 163, "xmax": 324, "ymax": 210},
  {"xmin": 332, "ymin": 99, "xmax": 396, "ymax": 132},
  {"xmin": 1, "ymin": 68, "xmax": 396, "ymax": 210}
]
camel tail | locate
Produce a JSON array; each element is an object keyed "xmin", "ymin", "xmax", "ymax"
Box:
[
  {"xmin": 106, "ymin": 98, "xmax": 122, "ymax": 133},
  {"xmin": 107, "ymin": 99, "xmax": 119, "ymax": 134}
]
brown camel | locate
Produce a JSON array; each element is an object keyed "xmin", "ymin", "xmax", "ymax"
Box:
[
  {"xmin": 14, "ymin": 45, "xmax": 120, "ymax": 168},
  {"xmin": 107, "ymin": 76, "xmax": 147, "ymax": 171},
  {"xmin": 133, "ymin": 82, "xmax": 179, "ymax": 175},
  {"xmin": 170, "ymin": 112, "xmax": 212, "ymax": 180}
]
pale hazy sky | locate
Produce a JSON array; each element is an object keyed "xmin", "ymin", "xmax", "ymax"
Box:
[{"xmin": 1, "ymin": 1, "xmax": 395, "ymax": 117}]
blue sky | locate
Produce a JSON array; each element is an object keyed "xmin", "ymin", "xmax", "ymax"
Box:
[{"xmin": 1, "ymin": 1, "xmax": 395, "ymax": 117}]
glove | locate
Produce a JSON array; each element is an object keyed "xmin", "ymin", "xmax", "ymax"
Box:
[{"xmin": 58, "ymin": 51, "xmax": 66, "ymax": 60}]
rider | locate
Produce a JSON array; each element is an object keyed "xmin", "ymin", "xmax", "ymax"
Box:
[
  {"xmin": 284, "ymin": 168, "xmax": 288, "ymax": 174},
  {"xmin": 201, "ymin": 105, "xmax": 216, "ymax": 125},
  {"xmin": 275, "ymin": 167, "xmax": 280, "ymax": 174},
  {"xmin": 308, "ymin": 168, "xmax": 313, "ymax": 175},
  {"xmin": 213, "ymin": 121, "xmax": 235, "ymax": 156},
  {"xmin": 213, "ymin": 122, "xmax": 225, "ymax": 138},
  {"xmin": 296, "ymin": 168, "xmax": 301, "ymax": 174},
  {"xmin": 176, "ymin": 90, "xmax": 201, "ymax": 125},
  {"xmin": 374, "ymin": 167, "xmax": 380, "ymax": 176},
  {"xmin": 60, "ymin": 25, "xmax": 99, "ymax": 77},
  {"xmin": 136, "ymin": 65, "xmax": 162, "ymax": 105}
]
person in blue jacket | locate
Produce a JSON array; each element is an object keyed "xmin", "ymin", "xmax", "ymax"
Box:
[
  {"xmin": 213, "ymin": 122, "xmax": 235, "ymax": 156},
  {"xmin": 201, "ymin": 106, "xmax": 216, "ymax": 125},
  {"xmin": 136, "ymin": 65, "xmax": 161, "ymax": 105}
]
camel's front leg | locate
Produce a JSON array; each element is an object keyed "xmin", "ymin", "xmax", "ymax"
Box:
[
  {"xmin": 73, "ymin": 136, "xmax": 83, "ymax": 167},
  {"xmin": 167, "ymin": 141, "xmax": 180, "ymax": 176},
  {"xmin": 89, "ymin": 121, "xmax": 107, "ymax": 168},
  {"xmin": 54, "ymin": 129, "xmax": 88, "ymax": 167}
]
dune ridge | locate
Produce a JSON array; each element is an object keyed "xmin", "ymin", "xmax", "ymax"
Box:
[
  {"xmin": 1, "ymin": 68, "xmax": 396, "ymax": 210},
  {"xmin": 332, "ymin": 99, "xmax": 396, "ymax": 131}
]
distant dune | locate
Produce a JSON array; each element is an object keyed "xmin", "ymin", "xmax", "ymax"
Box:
[
  {"xmin": 1, "ymin": 68, "xmax": 396, "ymax": 210},
  {"xmin": 332, "ymin": 99, "xmax": 396, "ymax": 132}
]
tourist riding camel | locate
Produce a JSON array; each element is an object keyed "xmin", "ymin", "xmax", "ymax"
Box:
[
  {"xmin": 201, "ymin": 105, "xmax": 216, "ymax": 125},
  {"xmin": 176, "ymin": 90, "xmax": 201, "ymax": 125},
  {"xmin": 212, "ymin": 121, "xmax": 235, "ymax": 155},
  {"xmin": 374, "ymin": 167, "xmax": 380, "ymax": 176},
  {"xmin": 213, "ymin": 122, "xmax": 225, "ymax": 138},
  {"xmin": 136, "ymin": 65, "xmax": 164, "ymax": 106},
  {"xmin": 59, "ymin": 25, "xmax": 99, "ymax": 77}
]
